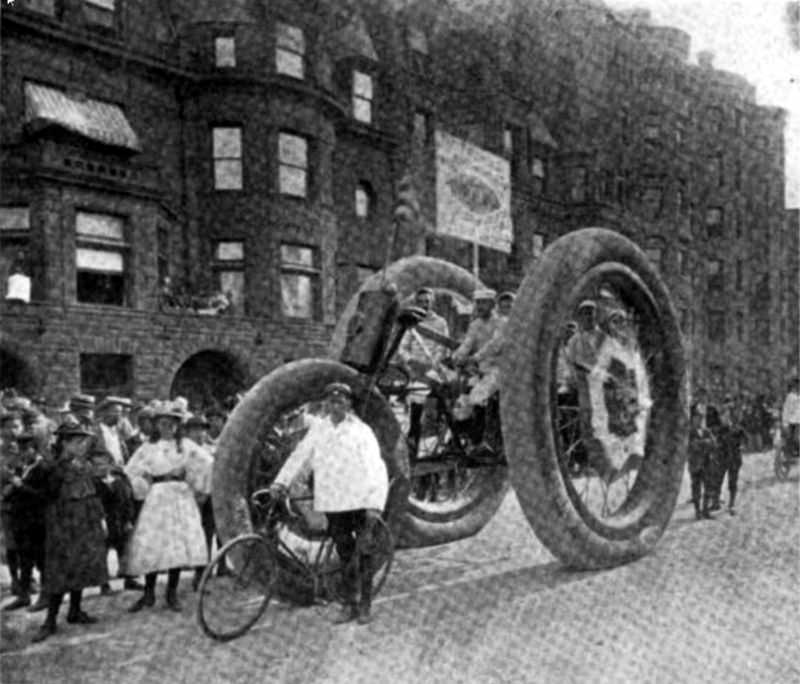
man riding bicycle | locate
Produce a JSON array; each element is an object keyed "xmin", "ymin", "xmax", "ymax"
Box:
[{"xmin": 268, "ymin": 382, "xmax": 389, "ymax": 625}]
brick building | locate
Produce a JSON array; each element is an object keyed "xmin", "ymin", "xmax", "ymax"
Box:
[{"xmin": 0, "ymin": 0, "xmax": 796, "ymax": 408}]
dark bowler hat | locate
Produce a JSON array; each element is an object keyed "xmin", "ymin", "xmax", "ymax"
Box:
[
  {"xmin": 497, "ymin": 291, "xmax": 516, "ymax": 303},
  {"xmin": 17, "ymin": 431, "xmax": 37, "ymax": 445},
  {"xmin": 69, "ymin": 393, "xmax": 96, "ymax": 412},
  {"xmin": 55, "ymin": 415, "xmax": 94, "ymax": 439},
  {"xmin": 324, "ymin": 382, "xmax": 353, "ymax": 400}
]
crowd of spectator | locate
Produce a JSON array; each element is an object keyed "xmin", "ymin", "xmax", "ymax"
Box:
[{"xmin": 0, "ymin": 389, "xmax": 228, "ymax": 643}]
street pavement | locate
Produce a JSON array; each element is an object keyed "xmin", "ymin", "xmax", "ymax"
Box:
[{"xmin": 1, "ymin": 450, "xmax": 798, "ymax": 684}]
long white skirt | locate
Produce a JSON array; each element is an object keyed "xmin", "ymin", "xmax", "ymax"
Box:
[{"xmin": 126, "ymin": 481, "xmax": 207, "ymax": 575}]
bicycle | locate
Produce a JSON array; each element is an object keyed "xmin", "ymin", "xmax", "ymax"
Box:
[{"xmin": 196, "ymin": 488, "xmax": 394, "ymax": 641}]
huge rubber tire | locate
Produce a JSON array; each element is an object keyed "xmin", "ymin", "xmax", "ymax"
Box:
[
  {"xmin": 501, "ymin": 228, "xmax": 687, "ymax": 570},
  {"xmin": 212, "ymin": 359, "xmax": 410, "ymax": 546},
  {"xmin": 330, "ymin": 256, "xmax": 509, "ymax": 549}
]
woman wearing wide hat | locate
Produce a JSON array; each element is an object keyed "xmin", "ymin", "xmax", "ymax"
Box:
[
  {"xmin": 32, "ymin": 418, "xmax": 109, "ymax": 642},
  {"xmin": 124, "ymin": 400, "xmax": 209, "ymax": 612}
]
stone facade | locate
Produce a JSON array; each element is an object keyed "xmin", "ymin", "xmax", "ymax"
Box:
[{"xmin": 0, "ymin": 0, "xmax": 796, "ymax": 407}]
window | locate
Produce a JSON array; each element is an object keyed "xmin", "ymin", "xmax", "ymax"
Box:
[
  {"xmin": 736, "ymin": 259, "xmax": 743, "ymax": 290},
  {"xmin": 532, "ymin": 234, "xmax": 544, "ymax": 261},
  {"xmin": 212, "ymin": 127, "xmax": 243, "ymax": 190},
  {"xmin": 502, "ymin": 126, "xmax": 514, "ymax": 158},
  {"xmin": 80, "ymin": 354, "xmax": 132, "ymax": 397},
  {"xmin": 708, "ymin": 310, "xmax": 725, "ymax": 342},
  {"xmin": 355, "ymin": 182, "xmax": 373, "ymax": 218},
  {"xmin": 278, "ymin": 132, "xmax": 308, "ymax": 198},
  {"xmin": 75, "ymin": 211, "xmax": 127, "ymax": 306},
  {"xmin": 352, "ymin": 71, "xmax": 373, "ymax": 124},
  {"xmin": 707, "ymin": 258, "xmax": 723, "ymax": 293},
  {"xmin": 645, "ymin": 246, "xmax": 662, "ymax": 272},
  {"xmin": 677, "ymin": 249, "xmax": 688, "ymax": 276},
  {"xmin": 675, "ymin": 186, "xmax": 686, "ymax": 216},
  {"xmin": 157, "ymin": 225, "xmax": 169, "ymax": 285},
  {"xmin": 215, "ymin": 37, "xmax": 236, "ymax": 67},
  {"xmin": 735, "ymin": 110, "xmax": 747, "ymax": 135},
  {"xmin": 734, "ymin": 159, "xmax": 743, "ymax": 190},
  {"xmin": 642, "ymin": 186, "xmax": 662, "ymax": 220},
  {"xmin": 214, "ymin": 240, "xmax": 245, "ymax": 312},
  {"xmin": 276, "ymin": 22, "xmax": 305, "ymax": 79},
  {"xmin": 570, "ymin": 167, "xmax": 587, "ymax": 202},
  {"xmin": 705, "ymin": 207, "xmax": 723, "ymax": 238},
  {"xmin": 280, "ymin": 244, "xmax": 318, "ymax": 319},
  {"xmin": 84, "ymin": 0, "xmax": 115, "ymax": 28},
  {"xmin": 0, "ymin": 207, "xmax": 32, "ymax": 300},
  {"xmin": 736, "ymin": 312, "xmax": 744, "ymax": 341},
  {"xmin": 412, "ymin": 110, "xmax": 430, "ymax": 147},
  {"xmin": 531, "ymin": 157, "xmax": 546, "ymax": 196}
]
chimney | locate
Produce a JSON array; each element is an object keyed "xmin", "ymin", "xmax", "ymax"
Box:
[{"xmin": 697, "ymin": 50, "xmax": 714, "ymax": 69}]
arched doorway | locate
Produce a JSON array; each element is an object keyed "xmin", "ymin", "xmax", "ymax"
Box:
[
  {"xmin": 170, "ymin": 350, "xmax": 249, "ymax": 413},
  {"xmin": 0, "ymin": 347, "xmax": 39, "ymax": 397}
]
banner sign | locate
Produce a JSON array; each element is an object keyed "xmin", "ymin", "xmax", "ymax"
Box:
[{"xmin": 435, "ymin": 130, "xmax": 512, "ymax": 253}]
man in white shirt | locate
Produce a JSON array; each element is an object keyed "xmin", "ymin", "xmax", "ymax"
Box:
[
  {"xmin": 270, "ymin": 382, "xmax": 388, "ymax": 625},
  {"xmin": 782, "ymin": 377, "xmax": 800, "ymax": 457}
]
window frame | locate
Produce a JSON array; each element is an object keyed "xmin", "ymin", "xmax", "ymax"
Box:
[
  {"xmin": 275, "ymin": 22, "xmax": 306, "ymax": 80},
  {"xmin": 83, "ymin": 0, "xmax": 116, "ymax": 29},
  {"xmin": 74, "ymin": 210, "xmax": 129, "ymax": 307},
  {"xmin": 213, "ymin": 239, "xmax": 246, "ymax": 314},
  {"xmin": 279, "ymin": 243, "xmax": 319, "ymax": 320},
  {"xmin": 214, "ymin": 36, "xmax": 237, "ymax": 68},
  {"xmin": 352, "ymin": 70, "xmax": 374, "ymax": 125},
  {"xmin": 277, "ymin": 131, "xmax": 309, "ymax": 198},
  {"xmin": 212, "ymin": 126, "xmax": 243, "ymax": 191},
  {"xmin": 354, "ymin": 181, "xmax": 374, "ymax": 219}
]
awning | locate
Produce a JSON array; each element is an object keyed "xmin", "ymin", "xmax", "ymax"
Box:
[
  {"xmin": 24, "ymin": 82, "xmax": 141, "ymax": 152},
  {"xmin": 527, "ymin": 112, "xmax": 558, "ymax": 149}
]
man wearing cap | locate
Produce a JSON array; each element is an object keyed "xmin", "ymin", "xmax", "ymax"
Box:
[
  {"xmin": 565, "ymin": 299, "xmax": 603, "ymax": 374},
  {"xmin": 269, "ymin": 382, "xmax": 389, "ymax": 625},
  {"xmin": 781, "ymin": 377, "xmax": 800, "ymax": 460},
  {"xmin": 397, "ymin": 287, "xmax": 450, "ymax": 464},
  {"xmin": 711, "ymin": 395, "xmax": 747, "ymax": 515}
]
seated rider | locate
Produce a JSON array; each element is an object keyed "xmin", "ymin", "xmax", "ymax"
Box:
[
  {"xmin": 451, "ymin": 288, "xmax": 503, "ymax": 447},
  {"xmin": 782, "ymin": 377, "xmax": 800, "ymax": 457},
  {"xmin": 396, "ymin": 287, "xmax": 450, "ymax": 463},
  {"xmin": 268, "ymin": 382, "xmax": 389, "ymax": 626}
]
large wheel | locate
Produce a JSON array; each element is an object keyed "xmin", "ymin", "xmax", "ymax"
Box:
[
  {"xmin": 330, "ymin": 256, "xmax": 509, "ymax": 548},
  {"xmin": 197, "ymin": 534, "xmax": 275, "ymax": 641},
  {"xmin": 212, "ymin": 359, "xmax": 409, "ymax": 551},
  {"xmin": 502, "ymin": 228, "xmax": 687, "ymax": 570}
]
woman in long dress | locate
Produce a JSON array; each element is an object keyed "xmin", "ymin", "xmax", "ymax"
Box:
[
  {"xmin": 32, "ymin": 418, "xmax": 109, "ymax": 643},
  {"xmin": 124, "ymin": 401, "xmax": 210, "ymax": 612}
]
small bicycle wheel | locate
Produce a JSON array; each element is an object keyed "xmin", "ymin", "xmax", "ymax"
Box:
[{"xmin": 197, "ymin": 534, "xmax": 276, "ymax": 641}]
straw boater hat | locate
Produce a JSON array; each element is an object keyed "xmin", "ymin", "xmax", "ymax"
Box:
[
  {"xmin": 152, "ymin": 400, "xmax": 185, "ymax": 421},
  {"xmin": 97, "ymin": 396, "xmax": 127, "ymax": 413},
  {"xmin": 577, "ymin": 299, "xmax": 597, "ymax": 311},
  {"xmin": 473, "ymin": 288, "xmax": 497, "ymax": 301}
]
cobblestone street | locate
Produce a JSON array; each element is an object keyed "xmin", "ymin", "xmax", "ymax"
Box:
[{"xmin": 1, "ymin": 450, "xmax": 797, "ymax": 684}]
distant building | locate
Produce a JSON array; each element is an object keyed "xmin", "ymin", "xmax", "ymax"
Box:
[{"xmin": 0, "ymin": 0, "xmax": 796, "ymax": 405}]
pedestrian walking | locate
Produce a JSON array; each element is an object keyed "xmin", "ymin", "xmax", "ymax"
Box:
[
  {"xmin": 269, "ymin": 382, "xmax": 389, "ymax": 625},
  {"xmin": 712, "ymin": 396, "xmax": 747, "ymax": 514},
  {"xmin": 688, "ymin": 407, "xmax": 717, "ymax": 520},
  {"xmin": 124, "ymin": 400, "xmax": 210, "ymax": 612},
  {"xmin": 31, "ymin": 418, "xmax": 109, "ymax": 643}
]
